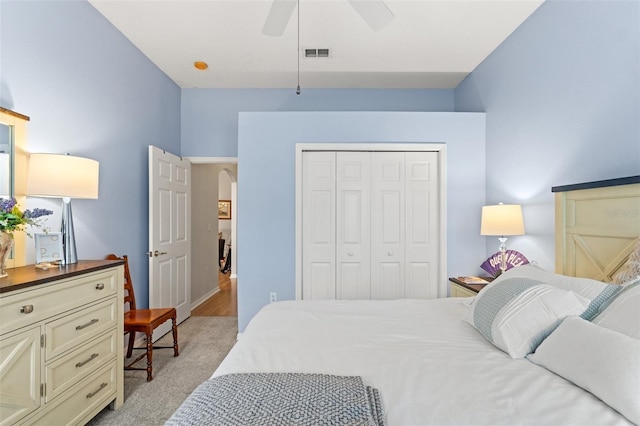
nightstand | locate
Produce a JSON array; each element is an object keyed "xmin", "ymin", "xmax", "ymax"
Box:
[{"xmin": 449, "ymin": 276, "xmax": 494, "ymax": 297}]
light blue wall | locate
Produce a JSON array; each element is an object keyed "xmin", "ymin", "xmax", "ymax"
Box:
[
  {"xmin": 1, "ymin": 0, "xmax": 181, "ymax": 308},
  {"xmin": 181, "ymin": 88, "xmax": 454, "ymax": 157},
  {"xmin": 5, "ymin": 0, "xmax": 637, "ymax": 327},
  {"xmin": 237, "ymin": 111, "xmax": 486, "ymax": 331},
  {"xmin": 455, "ymin": 0, "xmax": 640, "ymax": 270}
]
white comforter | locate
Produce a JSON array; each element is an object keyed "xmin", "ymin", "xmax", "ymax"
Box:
[{"xmin": 214, "ymin": 298, "xmax": 631, "ymax": 426}]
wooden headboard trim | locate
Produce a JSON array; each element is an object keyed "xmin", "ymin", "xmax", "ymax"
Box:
[
  {"xmin": 555, "ymin": 176, "xmax": 640, "ymax": 281},
  {"xmin": 552, "ymin": 175, "xmax": 640, "ymax": 193}
]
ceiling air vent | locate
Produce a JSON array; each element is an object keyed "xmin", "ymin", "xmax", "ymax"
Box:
[{"xmin": 304, "ymin": 48, "xmax": 330, "ymax": 58}]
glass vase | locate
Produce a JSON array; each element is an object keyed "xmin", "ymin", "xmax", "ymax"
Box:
[{"xmin": 0, "ymin": 231, "xmax": 13, "ymax": 278}]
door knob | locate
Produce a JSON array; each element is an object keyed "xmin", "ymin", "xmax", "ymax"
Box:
[
  {"xmin": 347, "ymin": 252, "xmax": 354, "ymax": 256},
  {"xmin": 388, "ymin": 252, "xmax": 393, "ymax": 256},
  {"xmin": 154, "ymin": 250, "xmax": 167, "ymax": 257}
]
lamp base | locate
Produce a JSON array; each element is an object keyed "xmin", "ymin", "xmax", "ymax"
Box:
[
  {"xmin": 61, "ymin": 198, "xmax": 78, "ymax": 265},
  {"xmin": 498, "ymin": 236, "xmax": 508, "ymax": 275}
]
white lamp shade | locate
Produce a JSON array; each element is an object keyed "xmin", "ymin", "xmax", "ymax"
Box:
[
  {"xmin": 28, "ymin": 153, "xmax": 99, "ymax": 199},
  {"xmin": 481, "ymin": 204, "xmax": 525, "ymax": 236}
]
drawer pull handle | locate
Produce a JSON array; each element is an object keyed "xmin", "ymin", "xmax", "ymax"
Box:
[
  {"xmin": 86, "ymin": 382, "xmax": 108, "ymax": 399},
  {"xmin": 20, "ymin": 305, "xmax": 34, "ymax": 314},
  {"xmin": 76, "ymin": 318, "xmax": 99, "ymax": 330},
  {"xmin": 76, "ymin": 353, "xmax": 99, "ymax": 368},
  {"xmin": 95, "ymin": 283, "xmax": 105, "ymax": 290}
]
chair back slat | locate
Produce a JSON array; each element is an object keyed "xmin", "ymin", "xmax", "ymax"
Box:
[{"xmin": 106, "ymin": 253, "xmax": 137, "ymax": 310}]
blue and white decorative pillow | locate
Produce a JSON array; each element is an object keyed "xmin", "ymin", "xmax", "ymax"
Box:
[
  {"xmin": 485, "ymin": 264, "xmax": 622, "ymax": 320},
  {"xmin": 467, "ymin": 277, "xmax": 590, "ymax": 358}
]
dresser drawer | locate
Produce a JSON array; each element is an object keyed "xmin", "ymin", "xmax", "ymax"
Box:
[
  {"xmin": 0, "ymin": 269, "xmax": 117, "ymax": 336},
  {"xmin": 45, "ymin": 298, "xmax": 117, "ymax": 361},
  {"xmin": 45, "ymin": 330, "xmax": 117, "ymax": 402},
  {"xmin": 25, "ymin": 363, "xmax": 116, "ymax": 426}
]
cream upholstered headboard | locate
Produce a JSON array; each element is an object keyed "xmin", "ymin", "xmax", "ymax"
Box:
[{"xmin": 554, "ymin": 176, "xmax": 640, "ymax": 281}]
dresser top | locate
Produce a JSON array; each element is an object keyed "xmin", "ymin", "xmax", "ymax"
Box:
[{"xmin": 0, "ymin": 259, "xmax": 124, "ymax": 294}]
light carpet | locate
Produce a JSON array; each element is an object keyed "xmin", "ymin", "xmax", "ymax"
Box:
[{"xmin": 88, "ymin": 316, "xmax": 238, "ymax": 426}]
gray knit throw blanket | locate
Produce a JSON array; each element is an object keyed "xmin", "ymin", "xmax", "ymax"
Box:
[{"xmin": 166, "ymin": 373, "xmax": 386, "ymax": 426}]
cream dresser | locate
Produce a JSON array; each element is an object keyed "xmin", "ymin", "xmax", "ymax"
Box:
[{"xmin": 0, "ymin": 260, "xmax": 124, "ymax": 425}]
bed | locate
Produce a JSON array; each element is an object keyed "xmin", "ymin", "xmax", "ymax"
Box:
[{"xmin": 168, "ymin": 176, "xmax": 640, "ymax": 426}]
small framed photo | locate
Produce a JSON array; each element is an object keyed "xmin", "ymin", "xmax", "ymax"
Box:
[
  {"xmin": 35, "ymin": 233, "xmax": 63, "ymax": 265},
  {"xmin": 218, "ymin": 200, "xmax": 232, "ymax": 220}
]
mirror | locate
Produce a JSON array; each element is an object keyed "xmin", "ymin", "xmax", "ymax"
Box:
[
  {"xmin": 0, "ymin": 107, "xmax": 30, "ymax": 267},
  {"xmin": 0, "ymin": 122, "xmax": 12, "ymax": 198}
]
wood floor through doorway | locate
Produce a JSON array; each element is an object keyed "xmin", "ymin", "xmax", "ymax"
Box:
[{"xmin": 192, "ymin": 271, "xmax": 237, "ymax": 316}]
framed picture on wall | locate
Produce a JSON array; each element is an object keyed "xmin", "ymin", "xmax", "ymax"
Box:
[
  {"xmin": 218, "ymin": 200, "xmax": 232, "ymax": 220},
  {"xmin": 34, "ymin": 232, "xmax": 63, "ymax": 265}
]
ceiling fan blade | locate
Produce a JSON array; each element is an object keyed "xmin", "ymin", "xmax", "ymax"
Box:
[
  {"xmin": 262, "ymin": 0, "xmax": 298, "ymax": 37},
  {"xmin": 347, "ymin": 0, "xmax": 394, "ymax": 32}
]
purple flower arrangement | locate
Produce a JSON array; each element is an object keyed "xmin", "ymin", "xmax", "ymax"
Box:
[{"xmin": 0, "ymin": 198, "xmax": 53, "ymax": 237}]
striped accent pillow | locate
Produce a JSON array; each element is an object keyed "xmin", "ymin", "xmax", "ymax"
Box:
[
  {"xmin": 467, "ymin": 278, "xmax": 590, "ymax": 358},
  {"xmin": 580, "ymin": 284, "xmax": 622, "ymax": 321}
]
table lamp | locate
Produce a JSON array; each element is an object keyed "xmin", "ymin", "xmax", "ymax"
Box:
[
  {"xmin": 27, "ymin": 153, "xmax": 99, "ymax": 264},
  {"xmin": 480, "ymin": 203, "xmax": 525, "ymax": 274}
]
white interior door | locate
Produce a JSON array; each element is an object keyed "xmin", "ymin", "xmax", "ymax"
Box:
[
  {"xmin": 405, "ymin": 152, "xmax": 439, "ymax": 298},
  {"xmin": 149, "ymin": 145, "xmax": 191, "ymax": 341},
  {"xmin": 336, "ymin": 152, "xmax": 371, "ymax": 299},
  {"xmin": 298, "ymin": 145, "xmax": 444, "ymax": 301},
  {"xmin": 371, "ymin": 152, "xmax": 405, "ymax": 299},
  {"xmin": 302, "ymin": 152, "xmax": 336, "ymax": 300}
]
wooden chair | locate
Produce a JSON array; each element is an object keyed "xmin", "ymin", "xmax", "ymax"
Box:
[{"xmin": 106, "ymin": 254, "xmax": 179, "ymax": 381}]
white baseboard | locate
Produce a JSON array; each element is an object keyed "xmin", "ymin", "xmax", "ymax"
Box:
[{"xmin": 191, "ymin": 287, "xmax": 220, "ymax": 310}]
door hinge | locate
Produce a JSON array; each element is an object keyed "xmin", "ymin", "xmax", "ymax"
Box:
[
  {"xmin": 40, "ymin": 334, "xmax": 45, "ymax": 348},
  {"xmin": 40, "ymin": 383, "xmax": 45, "ymax": 397}
]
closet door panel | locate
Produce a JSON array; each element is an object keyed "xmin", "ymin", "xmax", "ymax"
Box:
[
  {"xmin": 405, "ymin": 152, "xmax": 439, "ymax": 298},
  {"xmin": 308, "ymin": 263, "xmax": 335, "ymax": 300},
  {"xmin": 336, "ymin": 152, "xmax": 371, "ymax": 299},
  {"xmin": 371, "ymin": 152, "xmax": 405, "ymax": 299},
  {"xmin": 371, "ymin": 262, "xmax": 403, "ymax": 299},
  {"xmin": 302, "ymin": 152, "xmax": 336, "ymax": 300}
]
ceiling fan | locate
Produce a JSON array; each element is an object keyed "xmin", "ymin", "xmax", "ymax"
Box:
[{"xmin": 262, "ymin": 0, "xmax": 395, "ymax": 36}]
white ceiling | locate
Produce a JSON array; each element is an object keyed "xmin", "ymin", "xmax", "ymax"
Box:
[{"xmin": 88, "ymin": 0, "xmax": 544, "ymax": 89}]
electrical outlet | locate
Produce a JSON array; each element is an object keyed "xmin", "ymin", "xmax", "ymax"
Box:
[{"xmin": 270, "ymin": 292, "xmax": 277, "ymax": 303}]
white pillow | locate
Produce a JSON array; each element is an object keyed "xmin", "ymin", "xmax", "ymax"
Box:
[
  {"xmin": 528, "ymin": 316, "xmax": 640, "ymax": 425},
  {"xmin": 467, "ymin": 277, "xmax": 590, "ymax": 358},
  {"xmin": 592, "ymin": 279, "xmax": 640, "ymax": 339},
  {"xmin": 488, "ymin": 264, "xmax": 621, "ymax": 320}
]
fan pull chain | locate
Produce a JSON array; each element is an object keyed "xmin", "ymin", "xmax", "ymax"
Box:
[{"xmin": 296, "ymin": 0, "xmax": 301, "ymax": 95}]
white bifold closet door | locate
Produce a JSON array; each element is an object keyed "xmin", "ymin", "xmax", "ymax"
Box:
[{"xmin": 302, "ymin": 150, "xmax": 439, "ymax": 300}]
